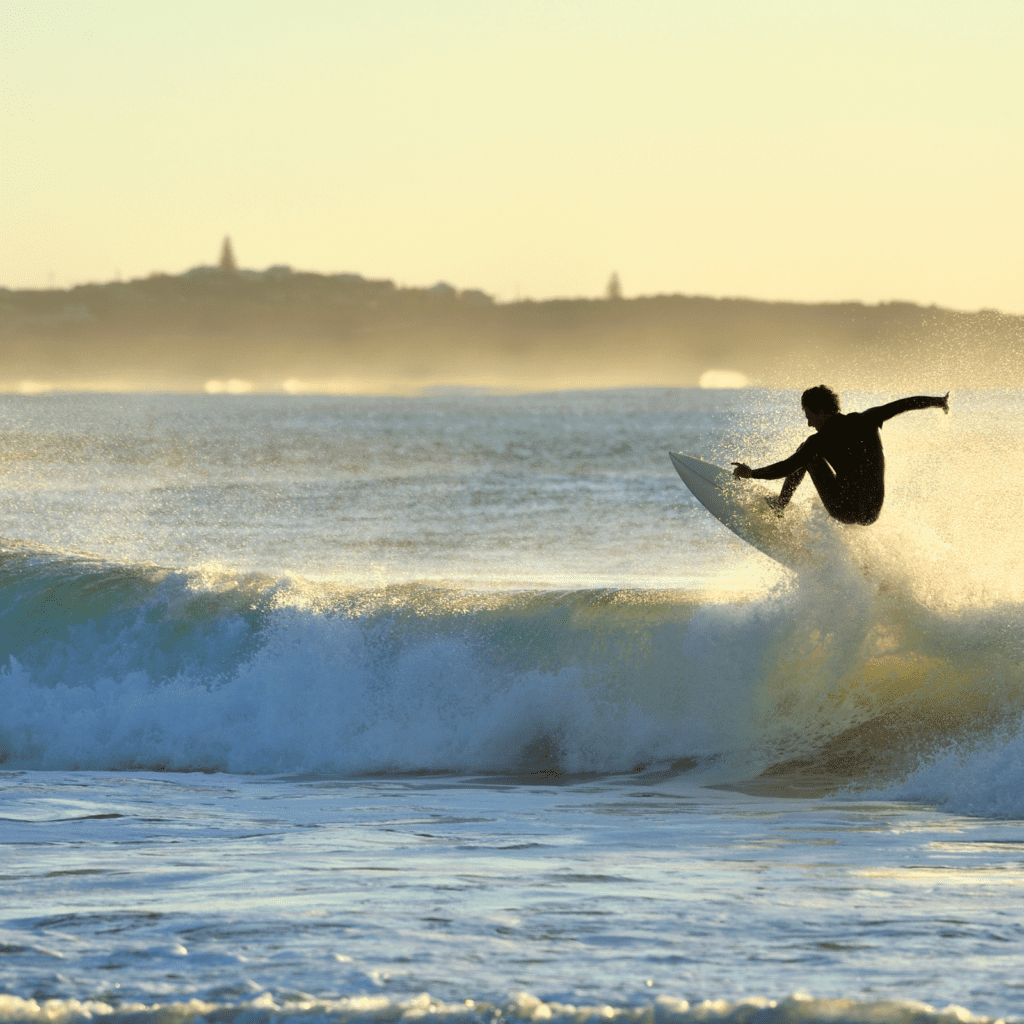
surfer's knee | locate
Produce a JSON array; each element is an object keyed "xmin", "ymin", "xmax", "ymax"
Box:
[{"xmin": 830, "ymin": 504, "xmax": 881, "ymax": 526}]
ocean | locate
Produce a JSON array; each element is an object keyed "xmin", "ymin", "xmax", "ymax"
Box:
[{"xmin": 2, "ymin": 387, "xmax": 1024, "ymax": 1024}]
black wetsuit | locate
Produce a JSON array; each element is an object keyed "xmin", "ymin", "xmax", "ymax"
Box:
[{"xmin": 750, "ymin": 396, "xmax": 946, "ymax": 525}]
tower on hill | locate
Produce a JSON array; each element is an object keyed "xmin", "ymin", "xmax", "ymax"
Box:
[{"xmin": 219, "ymin": 236, "xmax": 237, "ymax": 272}]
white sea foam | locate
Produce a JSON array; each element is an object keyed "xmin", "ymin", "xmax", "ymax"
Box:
[{"xmin": 0, "ymin": 992, "xmax": 999, "ymax": 1024}]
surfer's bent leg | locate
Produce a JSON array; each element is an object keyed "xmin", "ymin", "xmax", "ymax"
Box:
[
  {"xmin": 806, "ymin": 458, "xmax": 880, "ymax": 525},
  {"xmin": 805, "ymin": 456, "xmax": 846, "ymax": 516}
]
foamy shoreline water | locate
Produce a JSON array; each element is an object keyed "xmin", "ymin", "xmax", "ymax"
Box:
[
  {"xmin": 0, "ymin": 991, "xmax": 1001, "ymax": 1024},
  {"xmin": 4, "ymin": 768, "xmax": 1023, "ymax": 1021}
]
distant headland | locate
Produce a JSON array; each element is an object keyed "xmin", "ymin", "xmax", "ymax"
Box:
[{"xmin": 2, "ymin": 245, "xmax": 1021, "ymax": 394}]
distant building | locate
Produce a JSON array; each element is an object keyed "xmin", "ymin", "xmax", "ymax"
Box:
[
  {"xmin": 219, "ymin": 237, "xmax": 237, "ymax": 272},
  {"xmin": 606, "ymin": 272, "xmax": 622, "ymax": 300}
]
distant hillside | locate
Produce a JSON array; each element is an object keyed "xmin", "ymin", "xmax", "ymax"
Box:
[{"xmin": 1, "ymin": 266, "xmax": 1021, "ymax": 392}]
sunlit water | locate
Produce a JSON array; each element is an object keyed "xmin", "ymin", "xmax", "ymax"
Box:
[{"xmin": 2, "ymin": 389, "xmax": 1024, "ymax": 1024}]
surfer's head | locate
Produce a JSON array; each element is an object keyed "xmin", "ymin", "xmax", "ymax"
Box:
[{"xmin": 801, "ymin": 384, "xmax": 840, "ymax": 430}]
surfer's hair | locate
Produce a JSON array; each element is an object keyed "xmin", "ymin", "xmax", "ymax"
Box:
[{"xmin": 801, "ymin": 385, "xmax": 841, "ymax": 415}]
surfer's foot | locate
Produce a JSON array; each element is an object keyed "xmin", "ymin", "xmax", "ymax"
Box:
[{"xmin": 764, "ymin": 495, "xmax": 787, "ymax": 517}]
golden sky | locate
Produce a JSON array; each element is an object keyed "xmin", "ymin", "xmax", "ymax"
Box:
[{"xmin": 2, "ymin": 0, "xmax": 1021, "ymax": 311}]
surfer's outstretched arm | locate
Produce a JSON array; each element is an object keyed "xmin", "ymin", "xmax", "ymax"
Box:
[
  {"xmin": 868, "ymin": 393, "xmax": 949, "ymax": 425},
  {"xmin": 732, "ymin": 460, "xmax": 801, "ymax": 512},
  {"xmin": 732, "ymin": 438, "xmax": 818, "ymax": 511},
  {"xmin": 742, "ymin": 437, "xmax": 819, "ymax": 480}
]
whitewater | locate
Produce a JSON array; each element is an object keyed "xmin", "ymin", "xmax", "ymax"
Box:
[{"xmin": 2, "ymin": 388, "xmax": 1024, "ymax": 1024}]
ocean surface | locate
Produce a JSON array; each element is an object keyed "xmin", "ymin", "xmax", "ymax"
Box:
[{"xmin": 3, "ymin": 387, "xmax": 1024, "ymax": 1024}]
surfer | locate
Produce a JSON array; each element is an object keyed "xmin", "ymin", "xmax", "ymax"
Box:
[{"xmin": 730, "ymin": 385, "xmax": 949, "ymax": 525}]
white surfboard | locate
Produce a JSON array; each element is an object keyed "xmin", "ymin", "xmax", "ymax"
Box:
[{"xmin": 669, "ymin": 452, "xmax": 817, "ymax": 571}]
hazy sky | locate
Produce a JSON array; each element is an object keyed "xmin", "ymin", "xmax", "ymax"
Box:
[{"xmin": 2, "ymin": 1, "xmax": 1022, "ymax": 311}]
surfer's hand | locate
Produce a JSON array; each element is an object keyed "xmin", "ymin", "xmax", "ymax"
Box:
[
  {"xmin": 941, "ymin": 391, "xmax": 950, "ymax": 414},
  {"xmin": 765, "ymin": 495, "xmax": 786, "ymax": 516},
  {"xmin": 731, "ymin": 462, "xmax": 752, "ymax": 479}
]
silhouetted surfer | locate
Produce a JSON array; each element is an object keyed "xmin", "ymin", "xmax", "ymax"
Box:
[{"xmin": 731, "ymin": 385, "xmax": 949, "ymax": 525}]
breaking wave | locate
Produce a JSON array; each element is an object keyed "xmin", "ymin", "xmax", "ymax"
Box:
[{"xmin": 1, "ymin": 541, "xmax": 1023, "ymax": 805}]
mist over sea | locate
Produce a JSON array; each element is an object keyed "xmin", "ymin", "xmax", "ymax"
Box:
[{"xmin": 3, "ymin": 387, "xmax": 1024, "ymax": 1024}]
